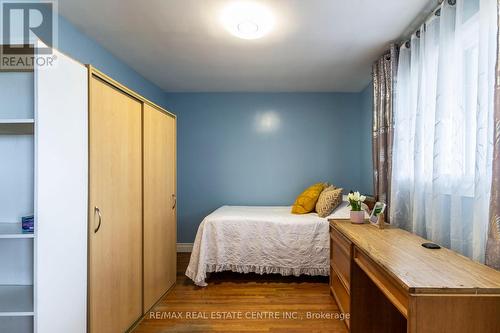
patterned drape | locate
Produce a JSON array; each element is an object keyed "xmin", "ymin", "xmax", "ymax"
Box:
[
  {"xmin": 486, "ymin": 0, "xmax": 500, "ymax": 270},
  {"xmin": 372, "ymin": 44, "xmax": 399, "ymax": 209}
]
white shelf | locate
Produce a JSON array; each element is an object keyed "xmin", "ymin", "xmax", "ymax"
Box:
[
  {"xmin": 0, "ymin": 119, "xmax": 34, "ymax": 135},
  {"xmin": 0, "ymin": 119, "xmax": 34, "ymax": 123},
  {"xmin": 0, "ymin": 224, "xmax": 34, "ymax": 239},
  {"xmin": 0, "ymin": 285, "xmax": 33, "ymax": 316}
]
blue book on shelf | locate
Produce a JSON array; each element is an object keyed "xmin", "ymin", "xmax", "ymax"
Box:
[{"xmin": 22, "ymin": 215, "xmax": 34, "ymax": 233}]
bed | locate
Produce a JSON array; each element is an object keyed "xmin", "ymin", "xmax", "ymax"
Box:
[{"xmin": 186, "ymin": 197, "xmax": 364, "ymax": 286}]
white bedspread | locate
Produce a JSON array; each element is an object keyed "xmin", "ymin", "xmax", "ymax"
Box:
[{"xmin": 186, "ymin": 200, "xmax": 357, "ymax": 286}]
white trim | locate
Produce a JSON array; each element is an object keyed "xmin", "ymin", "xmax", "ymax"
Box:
[{"xmin": 176, "ymin": 243, "xmax": 193, "ymax": 253}]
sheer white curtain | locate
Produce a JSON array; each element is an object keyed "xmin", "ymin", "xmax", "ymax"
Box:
[{"xmin": 390, "ymin": 0, "xmax": 497, "ymax": 262}]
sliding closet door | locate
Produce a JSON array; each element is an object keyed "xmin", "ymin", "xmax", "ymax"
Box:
[
  {"xmin": 89, "ymin": 76, "xmax": 143, "ymax": 333},
  {"xmin": 143, "ymin": 103, "xmax": 177, "ymax": 311}
]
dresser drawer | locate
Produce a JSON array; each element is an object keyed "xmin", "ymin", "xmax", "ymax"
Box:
[
  {"xmin": 330, "ymin": 266, "xmax": 350, "ymax": 329},
  {"xmin": 330, "ymin": 225, "xmax": 351, "ymax": 255},
  {"xmin": 330, "ymin": 226, "xmax": 352, "ymax": 289}
]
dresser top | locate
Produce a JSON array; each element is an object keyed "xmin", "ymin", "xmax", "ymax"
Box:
[{"xmin": 329, "ymin": 220, "xmax": 500, "ymax": 294}]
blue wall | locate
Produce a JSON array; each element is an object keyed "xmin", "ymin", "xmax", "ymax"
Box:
[
  {"xmin": 164, "ymin": 93, "xmax": 371, "ymax": 242},
  {"xmin": 360, "ymin": 82, "xmax": 373, "ymax": 196}
]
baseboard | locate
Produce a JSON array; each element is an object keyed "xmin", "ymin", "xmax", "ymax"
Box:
[{"xmin": 176, "ymin": 243, "xmax": 193, "ymax": 252}]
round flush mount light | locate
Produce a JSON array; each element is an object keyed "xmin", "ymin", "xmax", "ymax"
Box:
[{"xmin": 220, "ymin": 2, "xmax": 275, "ymax": 40}]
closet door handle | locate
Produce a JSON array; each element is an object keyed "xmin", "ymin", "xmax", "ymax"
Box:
[
  {"xmin": 94, "ymin": 206, "xmax": 102, "ymax": 233},
  {"xmin": 172, "ymin": 194, "xmax": 177, "ymax": 210}
]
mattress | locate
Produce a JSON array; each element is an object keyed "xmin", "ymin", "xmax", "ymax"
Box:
[{"xmin": 185, "ymin": 199, "xmax": 362, "ymax": 286}]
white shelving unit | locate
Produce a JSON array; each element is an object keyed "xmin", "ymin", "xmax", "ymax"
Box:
[
  {"xmin": 1, "ymin": 42, "xmax": 90, "ymax": 333},
  {"xmin": 0, "ymin": 70, "xmax": 35, "ymax": 333}
]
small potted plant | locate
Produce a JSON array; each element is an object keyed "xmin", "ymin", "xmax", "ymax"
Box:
[{"xmin": 348, "ymin": 191, "xmax": 366, "ymax": 224}]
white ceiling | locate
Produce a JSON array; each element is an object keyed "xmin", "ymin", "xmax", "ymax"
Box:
[{"xmin": 59, "ymin": 0, "xmax": 434, "ymax": 92}]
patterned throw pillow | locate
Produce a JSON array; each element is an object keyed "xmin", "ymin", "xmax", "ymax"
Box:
[
  {"xmin": 291, "ymin": 183, "xmax": 326, "ymax": 214},
  {"xmin": 315, "ymin": 186, "xmax": 343, "ymax": 218}
]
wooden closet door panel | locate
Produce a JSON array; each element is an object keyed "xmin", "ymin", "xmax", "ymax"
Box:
[
  {"xmin": 165, "ymin": 113, "xmax": 176, "ymax": 292},
  {"xmin": 143, "ymin": 104, "xmax": 176, "ymax": 311},
  {"xmin": 89, "ymin": 76, "xmax": 143, "ymax": 333},
  {"xmin": 170, "ymin": 114, "xmax": 177, "ymax": 284}
]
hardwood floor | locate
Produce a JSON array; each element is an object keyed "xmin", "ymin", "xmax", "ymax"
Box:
[{"xmin": 133, "ymin": 253, "xmax": 348, "ymax": 333}]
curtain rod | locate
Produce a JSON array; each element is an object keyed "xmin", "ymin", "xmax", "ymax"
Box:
[
  {"xmin": 377, "ymin": 0, "xmax": 455, "ymax": 60},
  {"xmin": 401, "ymin": 0, "xmax": 460, "ymax": 48},
  {"xmin": 398, "ymin": 0, "xmax": 457, "ymax": 46}
]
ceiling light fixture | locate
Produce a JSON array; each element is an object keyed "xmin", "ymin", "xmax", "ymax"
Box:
[{"xmin": 220, "ymin": 2, "xmax": 275, "ymax": 40}]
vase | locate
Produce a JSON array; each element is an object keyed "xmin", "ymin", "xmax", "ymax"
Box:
[{"xmin": 350, "ymin": 210, "xmax": 365, "ymax": 224}]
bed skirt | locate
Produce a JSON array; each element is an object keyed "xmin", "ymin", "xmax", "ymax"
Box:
[{"xmin": 186, "ymin": 263, "xmax": 329, "ymax": 287}]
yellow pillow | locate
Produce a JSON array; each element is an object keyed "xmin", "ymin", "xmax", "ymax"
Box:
[{"xmin": 291, "ymin": 183, "xmax": 326, "ymax": 214}]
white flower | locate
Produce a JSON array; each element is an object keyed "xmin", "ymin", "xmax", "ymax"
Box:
[{"xmin": 348, "ymin": 191, "xmax": 365, "ymax": 202}]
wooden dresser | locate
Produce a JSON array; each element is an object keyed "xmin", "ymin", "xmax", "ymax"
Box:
[{"xmin": 329, "ymin": 219, "xmax": 500, "ymax": 333}]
